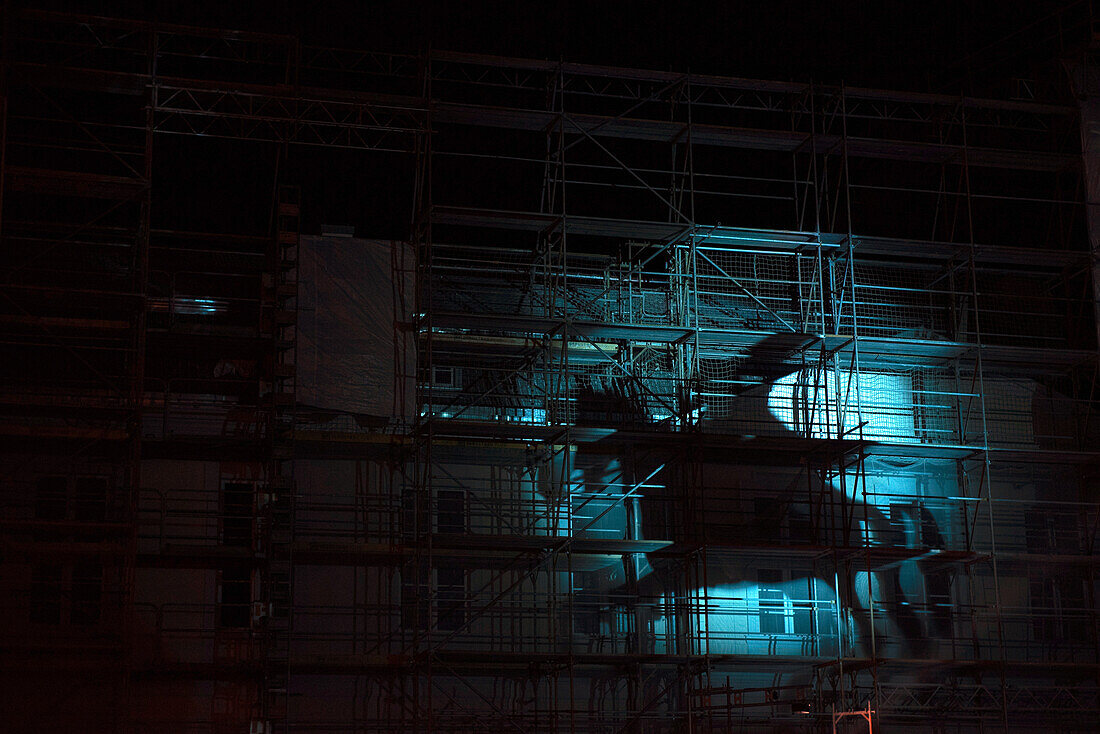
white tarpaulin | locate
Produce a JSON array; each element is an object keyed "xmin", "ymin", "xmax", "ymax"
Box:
[{"xmin": 298, "ymin": 235, "xmax": 414, "ymax": 421}]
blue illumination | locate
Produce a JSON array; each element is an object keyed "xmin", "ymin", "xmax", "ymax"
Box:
[
  {"xmin": 175, "ymin": 297, "xmax": 222, "ymax": 315},
  {"xmin": 654, "ymin": 576, "xmax": 845, "ymax": 656},
  {"xmin": 767, "ymin": 369, "xmax": 916, "ymax": 443}
]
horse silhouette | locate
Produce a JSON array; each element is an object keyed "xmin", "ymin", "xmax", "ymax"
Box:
[{"xmin": 556, "ymin": 333, "xmax": 951, "ymax": 664}]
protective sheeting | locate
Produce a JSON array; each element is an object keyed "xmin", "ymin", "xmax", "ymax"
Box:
[{"xmin": 298, "ymin": 235, "xmax": 414, "ymax": 421}]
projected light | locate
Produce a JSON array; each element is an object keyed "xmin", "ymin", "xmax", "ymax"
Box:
[
  {"xmin": 175, "ymin": 297, "xmax": 223, "ymax": 315},
  {"xmin": 654, "ymin": 576, "xmax": 844, "ymax": 656},
  {"xmin": 767, "ymin": 369, "xmax": 916, "ymax": 443}
]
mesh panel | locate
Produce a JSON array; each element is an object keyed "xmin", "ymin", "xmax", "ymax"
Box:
[
  {"xmin": 693, "ymin": 250, "xmax": 807, "ymax": 331},
  {"xmin": 850, "ymin": 263, "xmax": 944, "ymax": 338}
]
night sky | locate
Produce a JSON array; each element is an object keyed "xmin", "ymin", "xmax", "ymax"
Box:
[
  {"xmin": 33, "ymin": 1, "xmax": 1086, "ymax": 241},
  {"xmin": 44, "ymin": 0, "xmax": 1079, "ymax": 91}
]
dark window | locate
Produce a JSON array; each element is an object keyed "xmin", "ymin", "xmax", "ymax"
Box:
[
  {"xmin": 919, "ymin": 504, "xmax": 945, "ymax": 549},
  {"xmin": 1059, "ymin": 576, "xmax": 1088, "ymax": 641},
  {"xmin": 401, "ymin": 562, "xmax": 430, "ymax": 631},
  {"xmin": 1026, "ymin": 509, "xmax": 1079, "ymax": 554},
  {"xmin": 1032, "ymin": 575, "xmax": 1088, "ymax": 643},
  {"xmin": 436, "ymin": 567, "xmax": 467, "ymax": 631},
  {"xmin": 926, "ymin": 571, "xmax": 953, "ymax": 636},
  {"xmin": 437, "ymin": 489, "xmax": 466, "ymax": 534},
  {"xmin": 574, "ymin": 606, "xmax": 601, "ymax": 635},
  {"xmin": 34, "ymin": 477, "xmax": 67, "ymax": 520},
  {"xmin": 788, "ymin": 503, "xmax": 814, "ymax": 545},
  {"xmin": 71, "ymin": 563, "xmax": 103, "ymax": 625},
  {"xmin": 751, "ymin": 498, "xmax": 786, "ymax": 544},
  {"xmin": 1030, "ymin": 578, "xmax": 1059, "ymax": 641},
  {"xmin": 30, "ymin": 565, "xmax": 63, "ymax": 624},
  {"xmin": 402, "ymin": 491, "xmax": 428, "ymax": 539},
  {"xmin": 73, "ymin": 477, "xmax": 108, "ymax": 522},
  {"xmin": 221, "ymin": 482, "xmax": 253, "ymax": 548},
  {"xmin": 269, "ymin": 569, "xmax": 292, "ymax": 620},
  {"xmin": 758, "ymin": 569, "xmax": 784, "ymax": 635},
  {"xmin": 217, "ymin": 568, "xmax": 251, "ymax": 628},
  {"xmin": 572, "ymin": 571, "xmax": 601, "ymax": 635}
]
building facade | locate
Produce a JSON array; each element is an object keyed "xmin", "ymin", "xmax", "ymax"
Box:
[{"xmin": 2, "ymin": 8, "xmax": 1100, "ymax": 732}]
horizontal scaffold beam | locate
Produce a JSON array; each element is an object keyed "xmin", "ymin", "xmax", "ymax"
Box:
[
  {"xmin": 434, "ymin": 102, "xmax": 1076, "ymax": 171},
  {"xmin": 432, "ymin": 206, "xmax": 1092, "ymax": 269}
]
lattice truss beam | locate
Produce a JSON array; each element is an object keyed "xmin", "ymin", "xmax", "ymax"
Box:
[
  {"xmin": 10, "ymin": 9, "xmax": 428, "ymax": 152},
  {"xmin": 878, "ymin": 682, "xmax": 1100, "ymax": 719},
  {"xmin": 153, "ymin": 84, "xmax": 425, "ymax": 150}
]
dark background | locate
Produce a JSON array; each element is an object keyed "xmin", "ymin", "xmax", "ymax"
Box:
[
  {"xmin": 29, "ymin": 1, "xmax": 1085, "ymax": 242},
  {"xmin": 38, "ymin": 0, "xmax": 1077, "ymax": 90}
]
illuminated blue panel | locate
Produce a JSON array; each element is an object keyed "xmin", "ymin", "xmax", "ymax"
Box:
[
  {"xmin": 174, "ymin": 297, "xmax": 223, "ymax": 315},
  {"xmin": 768, "ymin": 370, "xmax": 916, "ymax": 443},
  {"xmin": 653, "ymin": 576, "xmax": 843, "ymax": 656}
]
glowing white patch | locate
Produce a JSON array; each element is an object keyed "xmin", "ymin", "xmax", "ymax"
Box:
[{"xmin": 767, "ymin": 369, "xmax": 916, "ymax": 443}]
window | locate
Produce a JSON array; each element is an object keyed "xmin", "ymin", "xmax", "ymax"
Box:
[
  {"xmin": 1031, "ymin": 575, "xmax": 1087, "ymax": 643},
  {"xmin": 788, "ymin": 504, "xmax": 814, "ymax": 545},
  {"xmin": 792, "ymin": 577, "xmax": 813, "ymax": 635},
  {"xmin": 401, "ymin": 564, "xmax": 467, "ymax": 632},
  {"xmin": 1060, "ymin": 576, "xmax": 1088, "ymax": 641},
  {"xmin": 815, "ymin": 588, "xmax": 838, "ymax": 639},
  {"xmin": 217, "ymin": 568, "xmax": 251, "ymax": 628},
  {"xmin": 29, "ymin": 565, "xmax": 63, "ymax": 625},
  {"xmin": 71, "ymin": 563, "xmax": 103, "ymax": 625},
  {"xmin": 756, "ymin": 571, "xmax": 818, "ymax": 637},
  {"xmin": 403, "ymin": 491, "xmax": 428, "ymax": 539},
  {"xmin": 888, "ymin": 503, "xmax": 914, "ymax": 548},
  {"xmin": 758, "ymin": 569, "xmax": 785, "ymax": 635},
  {"xmin": 572, "ymin": 572, "xmax": 601, "ymax": 635},
  {"xmin": 431, "ymin": 365, "xmax": 458, "ymax": 389},
  {"xmin": 73, "ymin": 477, "xmax": 107, "ymax": 522},
  {"xmin": 34, "ymin": 477, "xmax": 67, "ymax": 520},
  {"xmin": 436, "ymin": 489, "xmax": 466, "ymax": 534},
  {"xmin": 28, "ymin": 564, "xmax": 104, "ymax": 626},
  {"xmin": 1030, "ymin": 578, "xmax": 1059, "ymax": 642},
  {"xmin": 919, "ymin": 504, "xmax": 945, "ymax": 549},
  {"xmin": 436, "ymin": 568, "xmax": 467, "ymax": 632},
  {"xmin": 33, "ymin": 475, "xmax": 111, "ymax": 522},
  {"xmin": 269, "ymin": 570, "xmax": 292, "ymax": 620},
  {"xmin": 926, "ymin": 571, "xmax": 953, "ymax": 636},
  {"xmin": 401, "ymin": 562, "xmax": 430, "ymax": 631},
  {"xmin": 751, "ymin": 497, "xmax": 787, "ymax": 544},
  {"xmin": 221, "ymin": 481, "xmax": 254, "ymax": 548},
  {"xmin": 1026, "ymin": 508, "xmax": 1079, "ymax": 554}
]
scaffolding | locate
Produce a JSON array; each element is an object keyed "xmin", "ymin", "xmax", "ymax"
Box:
[{"xmin": 2, "ymin": 7, "xmax": 1100, "ymax": 733}]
